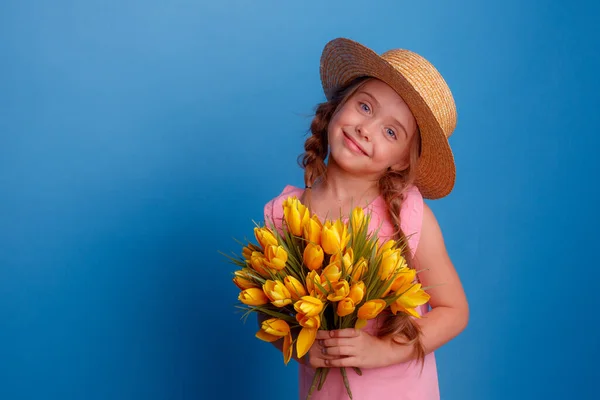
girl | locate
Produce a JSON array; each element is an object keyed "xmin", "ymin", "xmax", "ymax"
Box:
[{"xmin": 261, "ymin": 38, "xmax": 469, "ymax": 400}]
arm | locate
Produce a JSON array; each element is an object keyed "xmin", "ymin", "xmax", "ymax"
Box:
[{"xmin": 308, "ymin": 203, "xmax": 469, "ymax": 369}]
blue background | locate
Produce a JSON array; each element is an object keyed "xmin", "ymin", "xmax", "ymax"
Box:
[{"xmin": 1, "ymin": 0, "xmax": 599, "ymax": 399}]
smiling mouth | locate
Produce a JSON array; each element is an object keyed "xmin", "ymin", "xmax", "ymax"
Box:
[{"xmin": 343, "ymin": 132, "xmax": 369, "ymax": 156}]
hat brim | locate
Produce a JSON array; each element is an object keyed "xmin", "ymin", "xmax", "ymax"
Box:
[{"xmin": 320, "ymin": 38, "xmax": 456, "ymax": 200}]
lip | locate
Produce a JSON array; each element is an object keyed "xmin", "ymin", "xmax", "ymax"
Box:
[{"xmin": 343, "ymin": 132, "xmax": 369, "ymax": 156}]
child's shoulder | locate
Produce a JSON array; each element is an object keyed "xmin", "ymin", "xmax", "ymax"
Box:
[
  {"xmin": 263, "ymin": 184, "xmax": 304, "ymax": 225},
  {"xmin": 397, "ymin": 185, "xmax": 425, "ymax": 254},
  {"xmin": 400, "ymin": 184, "xmax": 424, "ymax": 217}
]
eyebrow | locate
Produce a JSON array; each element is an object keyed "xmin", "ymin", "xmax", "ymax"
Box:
[{"xmin": 358, "ymin": 90, "xmax": 409, "ymax": 138}]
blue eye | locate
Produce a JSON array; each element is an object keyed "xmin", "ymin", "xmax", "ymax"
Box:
[
  {"xmin": 386, "ymin": 128, "xmax": 397, "ymax": 139},
  {"xmin": 360, "ymin": 102, "xmax": 371, "ymax": 113}
]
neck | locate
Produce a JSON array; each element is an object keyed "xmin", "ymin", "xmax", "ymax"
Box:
[{"xmin": 317, "ymin": 159, "xmax": 380, "ymax": 203}]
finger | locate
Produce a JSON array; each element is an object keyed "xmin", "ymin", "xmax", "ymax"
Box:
[
  {"xmin": 316, "ymin": 330, "xmax": 332, "ymax": 340},
  {"xmin": 328, "ymin": 328, "xmax": 360, "ymax": 338},
  {"xmin": 315, "ymin": 328, "xmax": 360, "ymax": 340},
  {"xmin": 308, "ymin": 345, "xmax": 338, "ymax": 361},
  {"xmin": 312, "ymin": 342, "xmax": 346, "ymax": 359},
  {"xmin": 308, "ymin": 352, "xmax": 343, "ymax": 368},
  {"xmin": 320, "ymin": 338, "xmax": 355, "ymax": 348},
  {"xmin": 320, "ymin": 345, "xmax": 355, "ymax": 357},
  {"xmin": 324, "ymin": 356, "xmax": 358, "ymax": 368}
]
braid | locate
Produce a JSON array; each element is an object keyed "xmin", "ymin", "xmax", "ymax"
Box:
[
  {"xmin": 299, "ymin": 103, "xmax": 333, "ymax": 188},
  {"xmin": 298, "ymin": 76, "xmax": 371, "ymax": 188}
]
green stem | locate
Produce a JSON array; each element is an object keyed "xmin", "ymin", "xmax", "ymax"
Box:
[
  {"xmin": 340, "ymin": 367, "xmax": 353, "ymax": 399},
  {"xmin": 318, "ymin": 367, "xmax": 330, "ymax": 390},
  {"xmin": 306, "ymin": 368, "xmax": 322, "ymax": 400}
]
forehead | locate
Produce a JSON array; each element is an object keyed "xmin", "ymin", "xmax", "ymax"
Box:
[{"xmin": 357, "ymin": 79, "xmax": 408, "ymax": 108}]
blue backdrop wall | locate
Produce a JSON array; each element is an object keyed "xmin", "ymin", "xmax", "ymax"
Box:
[{"xmin": 2, "ymin": 1, "xmax": 599, "ymax": 399}]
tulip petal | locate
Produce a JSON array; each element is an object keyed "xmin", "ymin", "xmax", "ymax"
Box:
[
  {"xmin": 256, "ymin": 330, "xmax": 280, "ymax": 342},
  {"xmin": 355, "ymin": 319, "xmax": 367, "ymax": 329},
  {"xmin": 296, "ymin": 327, "xmax": 317, "ymax": 358},
  {"xmin": 391, "ymin": 303, "xmax": 422, "ymax": 318},
  {"xmin": 283, "ymin": 333, "xmax": 293, "ymax": 365},
  {"xmin": 262, "ymin": 318, "xmax": 291, "ymax": 337}
]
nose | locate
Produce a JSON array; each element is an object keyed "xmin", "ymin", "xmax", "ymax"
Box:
[{"xmin": 356, "ymin": 123, "xmax": 371, "ymax": 142}]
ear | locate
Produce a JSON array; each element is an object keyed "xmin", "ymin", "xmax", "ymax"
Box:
[
  {"xmin": 390, "ymin": 159, "xmax": 410, "ymax": 172},
  {"xmin": 390, "ymin": 148, "xmax": 411, "ymax": 172}
]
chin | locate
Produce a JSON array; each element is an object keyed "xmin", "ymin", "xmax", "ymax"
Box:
[{"xmin": 330, "ymin": 153, "xmax": 366, "ymax": 175}]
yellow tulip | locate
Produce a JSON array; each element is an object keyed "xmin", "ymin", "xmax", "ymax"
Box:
[
  {"xmin": 233, "ymin": 269, "xmax": 259, "ymax": 290},
  {"xmin": 256, "ymin": 318, "xmax": 293, "ymax": 364},
  {"xmin": 303, "ymin": 243, "xmax": 324, "ymax": 271},
  {"xmin": 263, "ymin": 280, "xmax": 292, "ymax": 307},
  {"xmin": 337, "ymin": 297, "xmax": 355, "ymax": 317},
  {"xmin": 283, "ymin": 196, "xmax": 310, "ymax": 236},
  {"xmin": 321, "ymin": 220, "xmax": 350, "ymax": 255},
  {"xmin": 351, "ymin": 257, "xmax": 368, "ymax": 282},
  {"xmin": 390, "ymin": 268, "xmax": 417, "ymax": 292},
  {"xmin": 303, "ymin": 215, "xmax": 323, "ymax": 245},
  {"xmin": 357, "ymin": 299, "xmax": 387, "ymax": 320},
  {"xmin": 254, "ymin": 227, "xmax": 278, "ymax": 250},
  {"xmin": 342, "ymin": 248, "xmax": 354, "ymax": 269},
  {"xmin": 283, "ymin": 331, "xmax": 293, "ymax": 364},
  {"xmin": 249, "ymin": 251, "xmax": 269, "ymax": 276},
  {"xmin": 322, "ymin": 263, "xmax": 342, "ymax": 286},
  {"xmin": 284, "ymin": 276, "xmax": 307, "ymax": 301},
  {"xmin": 297, "ymin": 328, "xmax": 317, "ymax": 358},
  {"xmin": 238, "ymin": 288, "xmax": 269, "ymax": 306},
  {"xmin": 350, "ymin": 207, "xmax": 365, "ymax": 231},
  {"xmin": 382, "ymin": 264, "xmax": 412, "ymax": 297},
  {"xmin": 331, "ymin": 248, "xmax": 354, "ymax": 273},
  {"xmin": 397, "ymin": 254, "xmax": 408, "ymax": 270},
  {"xmin": 261, "ymin": 317, "xmax": 290, "ymax": 336},
  {"xmin": 242, "ymin": 246, "xmax": 253, "ymax": 261},
  {"xmin": 376, "ymin": 239, "xmax": 396, "ymax": 257},
  {"xmin": 355, "ymin": 298, "xmax": 387, "ymax": 329},
  {"xmin": 327, "ymin": 280, "xmax": 350, "ymax": 301},
  {"xmin": 388, "ymin": 273, "xmax": 414, "ymax": 298},
  {"xmin": 305, "ymin": 270, "xmax": 321, "ymax": 294},
  {"xmin": 296, "ymin": 312, "xmax": 321, "ymax": 358},
  {"xmin": 391, "ymin": 283, "xmax": 430, "ymax": 318},
  {"xmin": 294, "ymin": 296, "xmax": 324, "ymax": 317},
  {"xmin": 255, "ymin": 329, "xmax": 280, "ymax": 343},
  {"xmin": 242, "ymin": 243, "xmax": 261, "ymax": 261},
  {"xmin": 296, "ymin": 312, "xmax": 321, "ymax": 329},
  {"xmin": 264, "ymin": 245, "xmax": 288, "ymax": 271},
  {"xmin": 256, "ymin": 315, "xmax": 286, "ymax": 343},
  {"xmin": 348, "ymin": 281, "xmax": 366, "ymax": 304},
  {"xmin": 305, "ymin": 271, "xmax": 327, "ymax": 299},
  {"xmin": 379, "ymin": 249, "xmax": 405, "ymax": 281}
]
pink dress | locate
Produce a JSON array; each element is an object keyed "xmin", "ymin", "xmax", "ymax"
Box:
[{"xmin": 264, "ymin": 185, "xmax": 439, "ymax": 400}]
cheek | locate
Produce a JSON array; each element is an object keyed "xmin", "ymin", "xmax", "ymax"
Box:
[
  {"xmin": 331, "ymin": 105, "xmax": 355, "ymax": 125},
  {"xmin": 328, "ymin": 113, "xmax": 344, "ymax": 139},
  {"xmin": 375, "ymin": 142, "xmax": 408, "ymax": 165}
]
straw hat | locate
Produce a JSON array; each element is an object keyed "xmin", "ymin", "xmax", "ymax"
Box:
[{"xmin": 320, "ymin": 38, "xmax": 458, "ymax": 199}]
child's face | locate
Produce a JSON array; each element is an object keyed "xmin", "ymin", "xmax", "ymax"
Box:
[{"xmin": 327, "ymin": 79, "xmax": 418, "ymax": 178}]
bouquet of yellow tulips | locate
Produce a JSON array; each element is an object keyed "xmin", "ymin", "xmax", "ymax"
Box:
[{"xmin": 227, "ymin": 196, "xmax": 430, "ymax": 399}]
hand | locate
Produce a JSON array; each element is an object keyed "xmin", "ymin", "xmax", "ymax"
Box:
[{"xmin": 306, "ymin": 328, "xmax": 414, "ymax": 369}]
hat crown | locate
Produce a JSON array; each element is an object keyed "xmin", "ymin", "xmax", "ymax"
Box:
[{"xmin": 380, "ymin": 49, "xmax": 457, "ymax": 138}]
